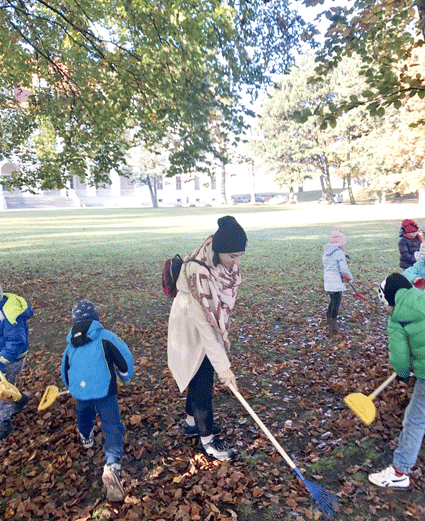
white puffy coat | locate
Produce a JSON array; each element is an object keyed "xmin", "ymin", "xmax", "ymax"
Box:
[{"xmin": 322, "ymin": 243, "xmax": 352, "ymax": 292}]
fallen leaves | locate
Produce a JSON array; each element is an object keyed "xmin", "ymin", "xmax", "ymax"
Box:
[{"xmin": 0, "ymin": 265, "xmax": 424, "ymax": 520}]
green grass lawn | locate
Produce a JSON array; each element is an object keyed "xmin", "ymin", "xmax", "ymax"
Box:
[{"xmin": 0, "ymin": 205, "xmax": 423, "ymax": 521}]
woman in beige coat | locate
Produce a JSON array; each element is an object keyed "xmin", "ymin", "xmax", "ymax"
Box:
[{"xmin": 167, "ymin": 216, "xmax": 247, "ymax": 460}]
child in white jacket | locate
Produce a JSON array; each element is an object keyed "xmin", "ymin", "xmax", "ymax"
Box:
[{"xmin": 322, "ymin": 230, "xmax": 353, "ymax": 332}]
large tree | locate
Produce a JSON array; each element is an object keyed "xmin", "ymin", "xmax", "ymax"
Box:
[
  {"xmin": 251, "ymin": 55, "xmax": 373, "ymax": 202},
  {"xmin": 306, "ymin": 0, "xmax": 425, "ymax": 127},
  {"xmin": 0, "ymin": 0, "xmax": 316, "ymax": 191}
]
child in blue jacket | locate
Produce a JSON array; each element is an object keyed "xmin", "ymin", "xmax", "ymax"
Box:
[
  {"xmin": 403, "ymin": 242, "xmax": 425, "ymax": 290},
  {"xmin": 61, "ymin": 300, "xmax": 134, "ymax": 502},
  {"xmin": 0, "ymin": 284, "xmax": 33, "ymax": 440}
]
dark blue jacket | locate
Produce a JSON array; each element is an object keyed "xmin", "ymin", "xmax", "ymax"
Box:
[
  {"xmin": 61, "ymin": 320, "xmax": 134, "ymax": 400},
  {"xmin": 0, "ymin": 293, "xmax": 33, "ymax": 371},
  {"xmin": 399, "ymin": 235, "xmax": 421, "ymax": 269}
]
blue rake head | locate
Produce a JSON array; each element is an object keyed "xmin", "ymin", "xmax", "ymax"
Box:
[{"xmin": 293, "ymin": 468, "xmax": 339, "ymax": 519}]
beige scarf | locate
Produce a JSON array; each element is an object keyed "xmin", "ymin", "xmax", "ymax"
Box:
[{"xmin": 182, "ymin": 236, "xmax": 241, "ymax": 350}]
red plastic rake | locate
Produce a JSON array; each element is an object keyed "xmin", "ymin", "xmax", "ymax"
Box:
[{"xmin": 342, "ymin": 276, "xmax": 367, "ymax": 301}]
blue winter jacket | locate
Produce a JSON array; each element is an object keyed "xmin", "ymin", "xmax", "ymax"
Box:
[
  {"xmin": 322, "ymin": 243, "xmax": 353, "ymax": 292},
  {"xmin": 403, "ymin": 260, "xmax": 425, "ymax": 284},
  {"xmin": 0, "ymin": 293, "xmax": 34, "ymax": 371},
  {"xmin": 61, "ymin": 320, "xmax": 134, "ymax": 400}
]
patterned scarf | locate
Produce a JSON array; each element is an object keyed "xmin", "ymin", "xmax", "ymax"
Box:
[{"xmin": 182, "ymin": 235, "xmax": 242, "ymax": 351}]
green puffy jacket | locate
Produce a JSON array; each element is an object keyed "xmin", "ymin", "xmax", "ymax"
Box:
[{"xmin": 387, "ymin": 287, "xmax": 425, "ymax": 379}]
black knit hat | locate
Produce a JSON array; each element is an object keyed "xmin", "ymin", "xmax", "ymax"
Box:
[
  {"xmin": 72, "ymin": 299, "xmax": 100, "ymax": 323},
  {"xmin": 378, "ymin": 273, "xmax": 412, "ymax": 306},
  {"xmin": 212, "ymin": 216, "xmax": 247, "ymax": 253}
]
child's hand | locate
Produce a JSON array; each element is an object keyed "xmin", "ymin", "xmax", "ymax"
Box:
[
  {"xmin": 116, "ymin": 371, "xmax": 129, "ymax": 385},
  {"xmin": 413, "ymin": 278, "xmax": 425, "ymax": 290},
  {"xmin": 341, "ymin": 275, "xmax": 351, "ymax": 282}
]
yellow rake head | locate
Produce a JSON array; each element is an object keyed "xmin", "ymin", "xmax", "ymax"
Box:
[
  {"xmin": 343, "ymin": 372, "xmax": 397, "ymax": 426},
  {"xmin": 0, "ymin": 371, "xmax": 22, "ymax": 403},
  {"xmin": 38, "ymin": 385, "xmax": 60, "ymax": 411},
  {"xmin": 343, "ymin": 392, "xmax": 376, "ymax": 426}
]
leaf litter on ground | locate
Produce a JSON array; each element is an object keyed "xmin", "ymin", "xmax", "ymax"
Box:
[{"xmin": 1, "ymin": 256, "xmax": 424, "ymax": 520}]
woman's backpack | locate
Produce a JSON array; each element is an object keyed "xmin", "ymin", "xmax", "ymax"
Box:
[{"xmin": 162, "ymin": 255, "xmax": 210, "ymax": 298}]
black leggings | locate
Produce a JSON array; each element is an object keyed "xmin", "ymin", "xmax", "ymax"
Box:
[
  {"xmin": 327, "ymin": 292, "xmax": 342, "ymax": 319},
  {"xmin": 185, "ymin": 356, "xmax": 214, "ymax": 437}
]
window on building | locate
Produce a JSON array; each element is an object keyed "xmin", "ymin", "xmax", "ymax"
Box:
[
  {"xmin": 157, "ymin": 176, "xmax": 163, "ymax": 190},
  {"xmin": 211, "ymin": 175, "xmax": 216, "ymax": 190},
  {"xmin": 195, "ymin": 176, "xmax": 200, "ymax": 190},
  {"xmin": 176, "ymin": 176, "xmax": 182, "ymax": 190}
]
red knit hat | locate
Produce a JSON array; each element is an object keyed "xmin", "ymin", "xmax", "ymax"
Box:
[{"xmin": 402, "ymin": 219, "xmax": 418, "ymax": 234}]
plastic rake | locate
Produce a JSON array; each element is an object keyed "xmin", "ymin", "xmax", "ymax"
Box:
[
  {"xmin": 38, "ymin": 385, "xmax": 70, "ymax": 411},
  {"xmin": 345, "ymin": 279, "xmax": 367, "ymax": 301},
  {"xmin": 229, "ymin": 384, "xmax": 338, "ymax": 519},
  {"xmin": 0, "ymin": 370, "xmax": 22, "ymax": 402},
  {"xmin": 343, "ymin": 372, "xmax": 397, "ymax": 426}
]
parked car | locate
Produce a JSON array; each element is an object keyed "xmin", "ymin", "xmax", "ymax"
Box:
[
  {"xmin": 319, "ymin": 193, "xmax": 344, "ymax": 204},
  {"xmin": 232, "ymin": 195, "xmax": 251, "ymax": 203},
  {"xmin": 232, "ymin": 194, "xmax": 265, "ymax": 203},
  {"xmin": 265, "ymin": 194, "xmax": 289, "ymax": 205}
]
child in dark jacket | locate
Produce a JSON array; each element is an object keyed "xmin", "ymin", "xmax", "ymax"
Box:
[
  {"xmin": 0, "ymin": 284, "xmax": 33, "ymax": 440},
  {"xmin": 61, "ymin": 300, "xmax": 134, "ymax": 502},
  {"xmin": 398, "ymin": 219, "xmax": 422, "ymax": 269}
]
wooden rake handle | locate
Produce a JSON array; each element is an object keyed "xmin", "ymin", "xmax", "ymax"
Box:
[
  {"xmin": 228, "ymin": 383, "xmax": 296, "ymax": 470},
  {"xmin": 369, "ymin": 372, "xmax": 397, "ymax": 400}
]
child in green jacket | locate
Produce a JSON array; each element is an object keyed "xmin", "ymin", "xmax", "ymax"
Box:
[{"xmin": 369, "ymin": 273, "xmax": 425, "ymax": 488}]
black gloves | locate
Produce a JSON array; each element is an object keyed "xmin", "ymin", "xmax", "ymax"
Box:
[{"xmin": 396, "ymin": 375, "xmax": 410, "ymax": 383}]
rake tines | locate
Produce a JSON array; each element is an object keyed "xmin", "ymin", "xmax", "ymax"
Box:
[
  {"xmin": 296, "ymin": 471, "xmax": 339, "ymax": 519},
  {"xmin": 38, "ymin": 385, "xmax": 69, "ymax": 411},
  {"xmin": 229, "ymin": 384, "xmax": 339, "ymax": 518}
]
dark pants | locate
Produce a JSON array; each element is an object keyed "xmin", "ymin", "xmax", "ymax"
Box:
[
  {"xmin": 185, "ymin": 356, "xmax": 214, "ymax": 437},
  {"xmin": 327, "ymin": 291, "xmax": 342, "ymax": 319}
]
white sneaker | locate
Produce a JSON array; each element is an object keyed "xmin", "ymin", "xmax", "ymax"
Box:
[
  {"xmin": 79, "ymin": 428, "xmax": 94, "ymax": 449},
  {"xmin": 102, "ymin": 463, "xmax": 125, "ymax": 501},
  {"xmin": 199, "ymin": 436, "xmax": 236, "ymax": 461},
  {"xmin": 368, "ymin": 465, "xmax": 409, "ymax": 488}
]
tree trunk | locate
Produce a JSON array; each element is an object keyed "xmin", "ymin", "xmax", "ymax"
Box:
[
  {"xmin": 146, "ymin": 175, "xmax": 158, "ymax": 207},
  {"xmin": 249, "ymin": 160, "xmax": 255, "ymax": 204},
  {"xmin": 321, "ymin": 171, "xmax": 333, "ymax": 203},
  {"xmin": 221, "ymin": 162, "xmax": 227, "ymax": 204},
  {"xmin": 346, "ymin": 172, "xmax": 356, "ymax": 204},
  {"xmin": 320, "ymin": 175, "xmax": 326, "ymax": 196},
  {"xmin": 289, "ymin": 186, "xmax": 295, "ymax": 203}
]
